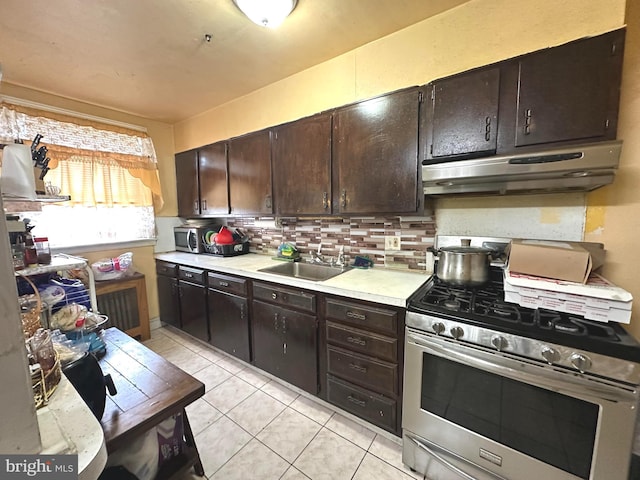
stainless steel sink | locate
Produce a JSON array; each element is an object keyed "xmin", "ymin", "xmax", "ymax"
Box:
[{"xmin": 258, "ymin": 262, "xmax": 350, "ymax": 282}]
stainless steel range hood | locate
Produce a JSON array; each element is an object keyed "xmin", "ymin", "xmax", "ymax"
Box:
[{"xmin": 422, "ymin": 140, "xmax": 622, "ymax": 196}]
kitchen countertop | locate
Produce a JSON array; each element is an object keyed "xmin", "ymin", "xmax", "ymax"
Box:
[
  {"xmin": 155, "ymin": 252, "xmax": 430, "ymax": 308},
  {"xmin": 37, "ymin": 374, "xmax": 107, "ymax": 480}
]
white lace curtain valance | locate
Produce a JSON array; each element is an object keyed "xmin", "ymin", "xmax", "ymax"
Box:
[{"xmin": 0, "ymin": 102, "xmax": 163, "ymax": 208}]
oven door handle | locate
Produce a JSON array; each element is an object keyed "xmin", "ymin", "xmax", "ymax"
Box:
[
  {"xmin": 405, "ymin": 433, "xmax": 508, "ymax": 480},
  {"xmin": 407, "ymin": 331, "xmax": 636, "ymax": 403}
]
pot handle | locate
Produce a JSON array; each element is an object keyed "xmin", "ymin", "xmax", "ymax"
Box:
[{"xmin": 427, "ymin": 246, "xmax": 439, "ymax": 259}]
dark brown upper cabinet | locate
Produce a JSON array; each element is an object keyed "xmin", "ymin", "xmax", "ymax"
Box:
[
  {"xmin": 424, "ymin": 28, "xmax": 625, "ymax": 163},
  {"xmin": 510, "ymin": 29, "xmax": 624, "ymax": 149},
  {"xmin": 175, "ymin": 142, "xmax": 229, "ymax": 218},
  {"xmin": 333, "ymin": 87, "xmax": 422, "ymax": 215},
  {"xmin": 175, "ymin": 149, "xmax": 199, "ymax": 218},
  {"xmin": 228, "ymin": 129, "xmax": 273, "ymax": 215},
  {"xmin": 198, "ymin": 141, "xmax": 229, "ymax": 215},
  {"xmin": 423, "ymin": 68, "xmax": 500, "ymax": 162},
  {"xmin": 272, "ymin": 113, "xmax": 332, "ymax": 215}
]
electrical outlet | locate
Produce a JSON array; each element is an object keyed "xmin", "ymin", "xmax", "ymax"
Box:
[{"xmin": 385, "ymin": 235, "xmax": 401, "ymax": 250}]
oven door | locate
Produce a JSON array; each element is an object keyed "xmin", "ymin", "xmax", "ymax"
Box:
[{"xmin": 402, "ymin": 327, "xmax": 638, "ymax": 480}]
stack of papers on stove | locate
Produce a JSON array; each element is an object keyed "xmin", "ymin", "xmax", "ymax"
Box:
[{"xmin": 503, "ymin": 269, "xmax": 633, "ymax": 324}]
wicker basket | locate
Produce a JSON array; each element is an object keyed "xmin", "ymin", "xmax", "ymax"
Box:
[
  {"xmin": 17, "ymin": 274, "xmax": 43, "ymax": 338},
  {"xmin": 31, "ymin": 352, "xmax": 61, "ymax": 409}
]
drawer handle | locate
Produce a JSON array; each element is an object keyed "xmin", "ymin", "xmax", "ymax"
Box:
[
  {"xmin": 347, "ymin": 336, "xmax": 366, "ymax": 346},
  {"xmin": 185, "ymin": 273, "xmax": 193, "ymax": 278},
  {"xmin": 349, "ymin": 363, "xmax": 367, "ymax": 373},
  {"xmin": 272, "ymin": 292, "xmax": 278, "ymax": 300},
  {"xmin": 346, "ymin": 311, "xmax": 366, "ymax": 321},
  {"xmin": 219, "ymin": 281, "xmax": 229, "ymax": 287},
  {"xmin": 347, "ymin": 395, "xmax": 366, "ymax": 408}
]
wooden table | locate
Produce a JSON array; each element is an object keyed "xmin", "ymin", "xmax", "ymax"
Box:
[{"xmin": 98, "ymin": 328, "xmax": 205, "ymax": 479}]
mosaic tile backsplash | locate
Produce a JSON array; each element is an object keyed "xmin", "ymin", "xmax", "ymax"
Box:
[{"xmin": 225, "ymin": 216, "xmax": 436, "ymax": 272}]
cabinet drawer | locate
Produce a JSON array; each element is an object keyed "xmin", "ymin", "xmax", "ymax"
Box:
[
  {"xmin": 207, "ymin": 271, "xmax": 247, "ymax": 296},
  {"xmin": 327, "ymin": 375, "xmax": 396, "ymax": 433},
  {"xmin": 178, "ymin": 266, "xmax": 206, "ymax": 285},
  {"xmin": 156, "ymin": 261, "xmax": 177, "ymax": 277},
  {"xmin": 326, "ymin": 321, "xmax": 397, "ymax": 362},
  {"xmin": 327, "ymin": 345, "xmax": 397, "ymax": 397},
  {"xmin": 253, "ymin": 282, "xmax": 316, "ymax": 314},
  {"xmin": 325, "ymin": 298, "xmax": 397, "ymax": 335}
]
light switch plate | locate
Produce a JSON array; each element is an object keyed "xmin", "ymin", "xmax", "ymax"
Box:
[{"xmin": 385, "ymin": 235, "xmax": 401, "ymax": 250}]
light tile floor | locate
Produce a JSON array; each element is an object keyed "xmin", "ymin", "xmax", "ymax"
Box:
[{"xmin": 143, "ymin": 326, "xmax": 425, "ymax": 480}]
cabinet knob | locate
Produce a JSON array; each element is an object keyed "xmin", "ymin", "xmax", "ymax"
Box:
[
  {"xmin": 219, "ymin": 281, "xmax": 229, "ymax": 287},
  {"xmin": 272, "ymin": 292, "xmax": 278, "ymax": 300}
]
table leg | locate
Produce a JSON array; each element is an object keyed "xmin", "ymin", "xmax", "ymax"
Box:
[{"xmin": 183, "ymin": 409, "xmax": 205, "ymax": 477}]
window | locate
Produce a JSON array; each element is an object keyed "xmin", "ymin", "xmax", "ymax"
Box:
[{"xmin": 0, "ymin": 101, "xmax": 163, "ymax": 248}]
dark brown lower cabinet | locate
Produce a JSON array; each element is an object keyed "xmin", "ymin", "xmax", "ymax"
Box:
[
  {"xmin": 208, "ymin": 290, "xmax": 250, "ymax": 362},
  {"xmin": 178, "ymin": 266, "xmax": 209, "ymax": 343},
  {"xmin": 323, "ymin": 295, "xmax": 404, "ymax": 435},
  {"xmin": 178, "ymin": 280, "xmax": 208, "ymax": 342},
  {"xmin": 252, "ymin": 299, "xmax": 318, "ymax": 394},
  {"xmin": 157, "ymin": 270, "xmax": 180, "ymax": 329}
]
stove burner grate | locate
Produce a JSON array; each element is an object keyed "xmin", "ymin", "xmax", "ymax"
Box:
[{"xmin": 412, "ymin": 274, "xmax": 622, "ymax": 343}]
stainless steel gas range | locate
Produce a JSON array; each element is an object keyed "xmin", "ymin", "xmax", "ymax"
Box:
[{"xmin": 402, "ymin": 236, "xmax": 640, "ymax": 480}]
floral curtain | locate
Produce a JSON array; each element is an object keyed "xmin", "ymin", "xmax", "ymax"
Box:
[{"xmin": 0, "ymin": 102, "xmax": 163, "ymax": 209}]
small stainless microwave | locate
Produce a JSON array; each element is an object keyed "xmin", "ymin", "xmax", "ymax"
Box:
[{"xmin": 174, "ymin": 225, "xmax": 218, "ymax": 253}]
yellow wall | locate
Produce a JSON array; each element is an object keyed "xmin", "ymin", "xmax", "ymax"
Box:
[{"xmin": 0, "ymin": 83, "xmax": 176, "ymax": 321}]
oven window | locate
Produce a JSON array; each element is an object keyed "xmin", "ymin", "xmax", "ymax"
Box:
[{"xmin": 421, "ymin": 354, "xmax": 598, "ymax": 479}]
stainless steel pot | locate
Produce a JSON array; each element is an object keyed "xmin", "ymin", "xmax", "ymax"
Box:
[{"xmin": 430, "ymin": 240, "xmax": 495, "ymax": 286}]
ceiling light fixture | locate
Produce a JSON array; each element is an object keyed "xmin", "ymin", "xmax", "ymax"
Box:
[{"xmin": 232, "ymin": 0, "xmax": 298, "ymax": 29}]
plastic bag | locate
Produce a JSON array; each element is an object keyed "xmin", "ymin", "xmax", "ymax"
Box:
[
  {"xmin": 91, "ymin": 252, "xmax": 133, "ymax": 281},
  {"xmin": 105, "ymin": 427, "xmax": 158, "ymax": 480}
]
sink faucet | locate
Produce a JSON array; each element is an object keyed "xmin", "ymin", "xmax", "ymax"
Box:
[
  {"xmin": 309, "ymin": 242, "xmax": 326, "ymax": 264},
  {"xmin": 335, "ymin": 246, "xmax": 346, "ymax": 267}
]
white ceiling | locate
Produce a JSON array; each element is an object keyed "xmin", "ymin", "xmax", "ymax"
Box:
[{"xmin": 0, "ymin": 0, "xmax": 469, "ymax": 123}]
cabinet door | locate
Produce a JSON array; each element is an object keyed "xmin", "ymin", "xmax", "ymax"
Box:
[
  {"xmin": 178, "ymin": 281, "xmax": 208, "ymax": 342},
  {"xmin": 252, "ymin": 300, "xmax": 285, "ymax": 378},
  {"xmin": 175, "ymin": 149, "xmax": 200, "ymax": 218},
  {"xmin": 208, "ymin": 290, "xmax": 250, "ymax": 362},
  {"xmin": 157, "ymin": 275, "xmax": 180, "ymax": 328},
  {"xmin": 272, "ymin": 113, "xmax": 332, "ymax": 215},
  {"xmin": 252, "ymin": 300, "xmax": 318, "ymax": 394},
  {"xmin": 515, "ymin": 29, "xmax": 624, "ymax": 147},
  {"xmin": 427, "ymin": 68, "xmax": 500, "ymax": 160},
  {"xmin": 228, "ymin": 130, "xmax": 272, "ymax": 215},
  {"xmin": 278, "ymin": 307, "xmax": 318, "ymax": 394},
  {"xmin": 333, "ymin": 88, "xmax": 420, "ymax": 214},
  {"xmin": 199, "ymin": 142, "xmax": 229, "ymax": 215}
]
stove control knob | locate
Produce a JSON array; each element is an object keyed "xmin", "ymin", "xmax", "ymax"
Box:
[
  {"xmin": 570, "ymin": 353, "xmax": 592, "ymax": 373},
  {"xmin": 491, "ymin": 335, "xmax": 508, "ymax": 351},
  {"xmin": 541, "ymin": 346, "xmax": 560, "ymax": 364},
  {"xmin": 450, "ymin": 326, "xmax": 464, "ymax": 340},
  {"xmin": 432, "ymin": 322, "xmax": 445, "ymax": 335}
]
